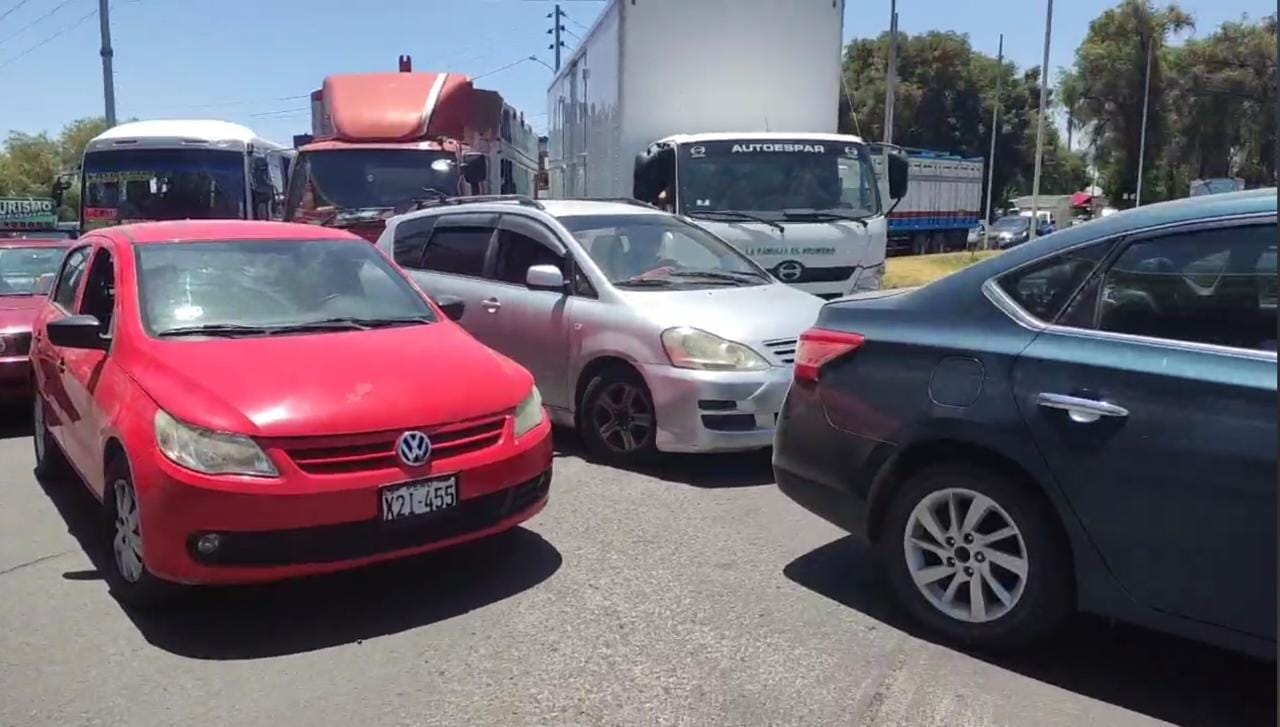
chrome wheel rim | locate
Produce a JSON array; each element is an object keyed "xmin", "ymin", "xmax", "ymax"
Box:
[
  {"xmin": 112, "ymin": 479, "xmax": 144, "ymax": 584},
  {"xmin": 32, "ymin": 396, "xmax": 45, "ymax": 462},
  {"xmin": 903, "ymin": 487, "xmax": 1028, "ymax": 624},
  {"xmin": 591, "ymin": 382, "xmax": 653, "ymax": 454}
]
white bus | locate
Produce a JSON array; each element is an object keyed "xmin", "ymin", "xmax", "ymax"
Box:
[{"xmin": 77, "ymin": 119, "xmax": 292, "ymax": 232}]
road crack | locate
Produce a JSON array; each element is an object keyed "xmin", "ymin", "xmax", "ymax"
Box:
[{"xmin": 0, "ymin": 549, "xmax": 76, "ymax": 576}]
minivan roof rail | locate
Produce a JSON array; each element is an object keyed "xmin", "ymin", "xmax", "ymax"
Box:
[
  {"xmin": 573, "ymin": 197, "xmax": 659, "ymax": 209},
  {"xmin": 417, "ymin": 195, "xmax": 545, "ymax": 210}
]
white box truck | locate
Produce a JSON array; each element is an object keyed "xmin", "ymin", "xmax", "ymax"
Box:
[
  {"xmin": 871, "ymin": 147, "xmax": 985, "ymax": 255},
  {"xmin": 546, "ymin": 0, "xmax": 908, "ymax": 298}
]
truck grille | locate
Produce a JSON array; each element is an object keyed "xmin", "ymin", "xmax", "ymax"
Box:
[
  {"xmin": 762, "ymin": 338, "xmax": 798, "ymax": 365},
  {"xmin": 276, "ymin": 415, "xmax": 507, "ymax": 475}
]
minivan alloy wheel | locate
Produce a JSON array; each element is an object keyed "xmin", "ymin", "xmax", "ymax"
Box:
[
  {"xmin": 903, "ymin": 487, "xmax": 1028, "ymax": 623},
  {"xmin": 591, "ymin": 382, "xmax": 654, "ymax": 453},
  {"xmin": 112, "ymin": 479, "xmax": 145, "ymax": 584}
]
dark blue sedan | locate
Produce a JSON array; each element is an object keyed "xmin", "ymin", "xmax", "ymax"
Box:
[{"xmin": 774, "ymin": 189, "xmax": 1276, "ymax": 657}]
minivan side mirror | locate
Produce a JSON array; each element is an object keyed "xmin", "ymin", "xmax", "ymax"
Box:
[
  {"xmin": 887, "ymin": 150, "xmax": 909, "ymax": 201},
  {"xmin": 47, "ymin": 315, "xmax": 108, "ymax": 350},
  {"xmin": 526, "ymin": 264, "xmax": 568, "ymax": 292},
  {"xmin": 462, "ymin": 153, "xmax": 488, "ymax": 185},
  {"xmin": 432, "ymin": 295, "xmax": 466, "ymax": 322}
]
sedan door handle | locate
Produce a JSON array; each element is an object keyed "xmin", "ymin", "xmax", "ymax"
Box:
[
  {"xmin": 1036, "ymin": 393, "xmax": 1128, "ymax": 424},
  {"xmin": 481, "ymin": 297, "xmax": 501, "ymax": 313}
]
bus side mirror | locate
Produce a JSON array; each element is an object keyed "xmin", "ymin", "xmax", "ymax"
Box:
[
  {"xmin": 50, "ymin": 174, "xmax": 73, "ymax": 207},
  {"xmin": 887, "ymin": 151, "xmax": 909, "ymax": 200},
  {"xmin": 462, "ymin": 153, "xmax": 488, "ymax": 185},
  {"xmin": 633, "ymin": 145, "xmax": 674, "ymax": 204}
]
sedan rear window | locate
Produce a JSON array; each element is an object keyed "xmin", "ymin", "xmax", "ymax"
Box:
[{"xmin": 136, "ymin": 240, "xmax": 435, "ymax": 337}]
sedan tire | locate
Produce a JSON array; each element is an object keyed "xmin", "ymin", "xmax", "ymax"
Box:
[
  {"xmin": 32, "ymin": 391, "xmax": 69, "ymax": 480},
  {"xmin": 880, "ymin": 463, "xmax": 1072, "ymax": 651},
  {"xmin": 102, "ymin": 456, "xmax": 174, "ymax": 610}
]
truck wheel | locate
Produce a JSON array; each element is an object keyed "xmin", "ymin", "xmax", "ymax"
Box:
[{"xmin": 879, "ymin": 463, "xmax": 1072, "ymax": 651}]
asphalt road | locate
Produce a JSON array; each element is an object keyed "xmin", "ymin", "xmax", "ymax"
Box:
[{"xmin": 0, "ymin": 406, "xmax": 1274, "ymax": 727}]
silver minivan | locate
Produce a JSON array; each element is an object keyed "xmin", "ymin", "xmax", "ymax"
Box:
[{"xmin": 377, "ymin": 198, "xmax": 823, "ymax": 464}]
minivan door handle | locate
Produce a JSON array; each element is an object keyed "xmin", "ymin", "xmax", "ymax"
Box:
[
  {"xmin": 481, "ymin": 297, "xmax": 502, "ymax": 313},
  {"xmin": 1036, "ymin": 393, "xmax": 1129, "ymax": 424}
]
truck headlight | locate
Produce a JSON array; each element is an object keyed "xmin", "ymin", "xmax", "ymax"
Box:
[
  {"xmin": 154, "ymin": 409, "xmax": 277, "ymax": 477},
  {"xmin": 513, "ymin": 386, "xmax": 545, "ymax": 437},
  {"xmin": 661, "ymin": 327, "xmax": 769, "ymax": 371}
]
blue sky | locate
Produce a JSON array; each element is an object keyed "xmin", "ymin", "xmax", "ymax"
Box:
[{"xmin": 1, "ymin": 0, "xmax": 1273, "ymax": 146}]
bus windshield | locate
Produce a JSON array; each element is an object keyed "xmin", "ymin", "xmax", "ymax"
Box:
[
  {"xmin": 286, "ymin": 148, "xmax": 462, "ymax": 221},
  {"xmin": 81, "ymin": 148, "xmax": 247, "ymax": 230},
  {"xmin": 677, "ymin": 140, "xmax": 881, "ymax": 221}
]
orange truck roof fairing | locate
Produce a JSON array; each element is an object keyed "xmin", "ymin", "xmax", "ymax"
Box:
[{"xmin": 321, "ymin": 72, "xmax": 474, "ymax": 143}]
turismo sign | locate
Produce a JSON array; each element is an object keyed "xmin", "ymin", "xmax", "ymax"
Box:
[{"xmin": 0, "ymin": 197, "xmax": 58, "ymax": 230}]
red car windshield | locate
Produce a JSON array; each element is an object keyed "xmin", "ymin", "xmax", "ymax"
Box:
[
  {"xmin": 0, "ymin": 246, "xmax": 67, "ymax": 295},
  {"xmin": 135, "ymin": 240, "xmax": 436, "ymax": 336}
]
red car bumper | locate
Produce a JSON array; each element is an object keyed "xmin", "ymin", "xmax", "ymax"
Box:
[
  {"xmin": 131, "ymin": 417, "xmax": 554, "ymax": 585},
  {"xmin": 0, "ymin": 356, "xmax": 32, "ymax": 400}
]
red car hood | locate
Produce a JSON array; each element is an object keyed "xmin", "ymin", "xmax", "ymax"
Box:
[
  {"xmin": 0, "ymin": 295, "xmax": 44, "ymax": 332},
  {"xmin": 126, "ymin": 322, "xmax": 532, "ymax": 437}
]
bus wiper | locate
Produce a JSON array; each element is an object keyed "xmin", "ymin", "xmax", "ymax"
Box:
[
  {"xmin": 157, "ymin": 323, "xmax": 274, "ymax": 338},
  {"xmin": 684, "ymin": 209, "xmax": 785, "ymax": 233},
  {"xmin": 781, "ymin": 208, "xmax": 872, "ymax": 228}
]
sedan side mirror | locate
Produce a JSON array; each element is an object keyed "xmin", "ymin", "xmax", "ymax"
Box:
[
  {"xmin": 432, "ymin": 295, "xmax": 466, "ymax": 322},
  {"xmin": 526, "ymin": 264, "xmax": 568, "ymax": 292},
  {"xmin": 47, "ymin": 315, "xmax": 109, "ymax": 350}
]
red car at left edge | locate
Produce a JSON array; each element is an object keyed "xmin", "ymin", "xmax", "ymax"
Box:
[{"xmin": 0, "ymin": 236, "xmax": 71, "ymax": 400}]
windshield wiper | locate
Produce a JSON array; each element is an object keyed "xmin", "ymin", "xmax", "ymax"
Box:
[
  {"xmin": 612, "ymin": 276, "xmax": 676, "ymax": 288},
  {"xmin": 665, "ymin": 269, "xmax": 766, "ymax": 283},
  {"xmin": 781, "ymin": 208, "xmax": 873, "ymax": 228},
  {"xmin": 157, "ymin": 323, "xmax": 274, "ymax": 338},
  {"xmin": 295, "ymin": 316, "xmax": 434, "ymax": 329},
  {"xmin": 684, "ymin": 209, "xmax": 785, "ymax": 233}
]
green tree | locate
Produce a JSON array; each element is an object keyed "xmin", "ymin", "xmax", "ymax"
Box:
[
  {"xmin": 841, "ymin": 31, "xmax": 1086, "ymax": 216},
  {"xmin": 0, "ymin": 117, "xmax": 109, "ymax": 220},
  {"xmin": 1062, "ymin": 0, "xmax": 1194, "ymax": 204}
]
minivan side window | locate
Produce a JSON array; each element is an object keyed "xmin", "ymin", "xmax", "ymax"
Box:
[
  {"xmin": 52, "ymin": 246, "xmax": 91, "ymax": 310},
  {"xmin": 996, "ymin": 240, "xmax": 1114, "ymax": 321},
  {"xmin": 492, "ymin": 229, "xmax": 563, "ymax": 285},
  {"xmin": 421, "ymin": 227, "xmax": 493, "ymax": 277},
  {"xmin": 1093, "ymin": 223, "xmax": 1277, "ymax": 351}
]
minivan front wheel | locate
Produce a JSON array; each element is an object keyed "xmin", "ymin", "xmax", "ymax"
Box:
[
  {"xmin": 579, "ymin": 366, "xmax": 657, "ymax": 465},
  {"xmin": 880, "ymin": 464, "xmax": 1071, "ymax": 650}
]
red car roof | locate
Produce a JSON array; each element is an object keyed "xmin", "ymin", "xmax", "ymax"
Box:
[{"xmin": 103, "ymin": 220, "xmax": 363, "ymax": 245}]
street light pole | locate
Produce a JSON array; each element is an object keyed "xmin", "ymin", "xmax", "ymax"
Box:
[
  {"xmin": 1135, "ymin": 38, "xmax": 1153, "ymax": 207},
  {"xmin": 1029, "ymin": 0, "xmax": 1053, "ymax": 240},
  {"xmin": 983, "ymin": 34, "xmax": 1004, "ymax": 250},
  {"xmin": 883, "ymin": 0, "xmax": 897, "ymax": 144},
  {"xmin": 98, "ymin": 0, "xmax": 116, "ymax": 127}
]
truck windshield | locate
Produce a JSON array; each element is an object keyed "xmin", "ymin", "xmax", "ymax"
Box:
[
  {"xmin": 286, "ymin": 148, "xmax": 462, "ymax": 219},
  {"xmin": 81, "ymin": 148, "xmax": 247, "ymax": 230},
  {"xmin": 677, "ymin": 140, "xmax": 880, "ymax": 220}
]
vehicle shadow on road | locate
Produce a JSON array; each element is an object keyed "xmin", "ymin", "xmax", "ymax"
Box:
[
  {"xmin": 552, "ymin": 427, "xmax": 774, "ymax": 488},
  {"xmin": 785, "ymin": 536, "xmax": 1277, "ymax": 727},
  {"xmin": 33, "ymin": 465, "xmax": 563, "ymax": 661}
]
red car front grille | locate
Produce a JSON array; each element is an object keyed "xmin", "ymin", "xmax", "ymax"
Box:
[{"xmin": 279, "ymin": 415, "xmax": 507, "ymax": 475}]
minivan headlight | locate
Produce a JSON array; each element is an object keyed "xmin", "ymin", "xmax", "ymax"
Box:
[
  {"xmin": 154, "ymin": 409, "xmax": 277, "ymax": 477},
  {"xmin": 513, "ymin": 386, "xmax": 545, "ymax": 437},
  {"xmin": 661, "ymin": 327, "xmax": 769, "ymax": 371}
]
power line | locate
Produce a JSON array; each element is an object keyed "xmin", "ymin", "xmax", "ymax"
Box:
[
  {"xmin": 0, "ymin": 5, "xmax": 96, "ymax": 71},
  {"xmin": 473, "ymin": 55, "xmax": 544, "ymax": 81},
  {"xmin": 247, "ymin": 106, "xmax": 309, "ymax": 117},
  {"xmin": 0, "ymin": 0, "xmax": 33, "ymax": 24},
  {"xmin": 0, "ymin": 0, "xmax": 76, "ymax": 48},
  {"xmin": 142, "ymin": 93, "xmax": 311, "ymax": 111}
]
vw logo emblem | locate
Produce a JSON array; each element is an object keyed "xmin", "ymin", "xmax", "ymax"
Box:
[
  {"xmin": 774, "ymin": 260, "xmax": 805, "ymax": 282},
  {"xmin": 396, "ymin": 431, "xmax": 432, "ymax": 467}
]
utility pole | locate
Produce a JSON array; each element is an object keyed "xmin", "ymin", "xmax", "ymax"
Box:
[
  {"xmin": 98, "ymin": 0, "xmax": 116, "ymax": 127},
  {"xmin": 1135, "ymin": 38, "xmax": 1153, "ymax": 206},
  {"xmin": 882, "ymin": 0, "xmax": 898, "ymax": 144},
  {"xmin": 547, "ymin": 4, "xmax": 566, "ymax": 72},
  {"xmin": 1029, "ymin": 0, "xmax": 1053, "ymax": 240},
  {"xmin": 983, "ymin": 34, "xmax": 1003, "ymax": 250}
]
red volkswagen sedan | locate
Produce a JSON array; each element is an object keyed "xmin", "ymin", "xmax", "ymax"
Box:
[
  {"xmin": 30, "ymin": 221, "xmax": 552, "ymax": 606},
  {"xmin": 0, "ymin": 237, "xmax": 71, "ymax": 400}
]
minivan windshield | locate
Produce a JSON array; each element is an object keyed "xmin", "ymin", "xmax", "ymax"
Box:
[
  {"xmin": 136, "ymin": 240, "xmax": 435, "ymax": 337},
  {"xmin": 677, "ymin": 140, "xmax": 880, "ymax": 220},
  {"xmin": 560, "ymin": 213, "xmax": 769, "ymax": 289},
  {"xmin": 82, "ymin": 148, "xmax": 247, "ymax": 230},
  {"xmin": 0, "ymin": 246, "xmax": 67, "ymax": 295}
]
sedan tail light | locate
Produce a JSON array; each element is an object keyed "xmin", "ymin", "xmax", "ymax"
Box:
[{"xmin": 794, "ymin": 328, "xmax": 865, "ymax": 383}]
